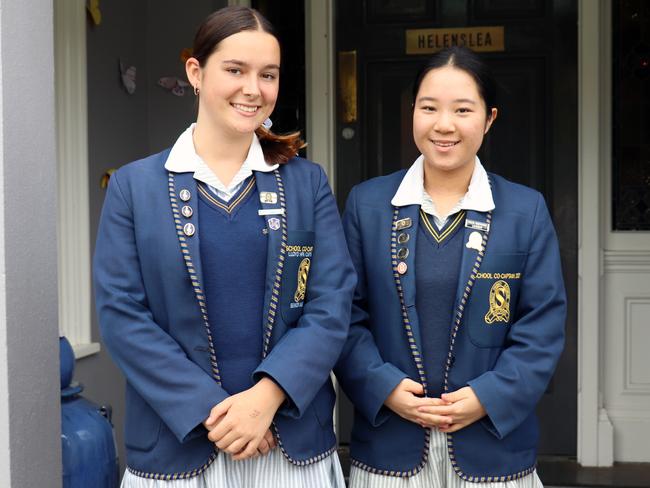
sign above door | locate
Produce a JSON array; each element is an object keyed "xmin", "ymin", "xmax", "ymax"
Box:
[{"xmin": 406, "ymin": 26, "xmax": 505, "ymax": 54}]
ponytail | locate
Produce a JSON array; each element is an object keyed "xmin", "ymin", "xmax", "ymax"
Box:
[{"xmin": 255, "ymin": 126, "xmax": 306, "ymax": 164}]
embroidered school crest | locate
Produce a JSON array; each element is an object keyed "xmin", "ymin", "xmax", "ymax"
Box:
[
  {"xmin": 268, "ymin": 217, "xmax": 281, "ymax": 231},
  {"xmin": 293, "ymin": 258, "xmax": 311, "ymax": 303},
  {"xmin": 485, "ymin": 279, "xmax": 510, "ymax": 324}
]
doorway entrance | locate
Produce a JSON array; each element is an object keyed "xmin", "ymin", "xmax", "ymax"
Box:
[{"xmin": 335, "ymin": 0, "xmax": 578, "ymax": 456}]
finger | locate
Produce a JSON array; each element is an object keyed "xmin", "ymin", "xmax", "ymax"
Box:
[
  {"xmin": 264, "ymin": 429, "xmax": 276, "ymax": 449},
  {"xmin": 214, "ymin": 429, "xmax": 240, "ymax": 450},
  {"xmin": 223, "ymin": 437, "xmax": 248, "ymax": 455},
  {"xmin": 208, "ymin": 418, "xmax": 233, "ymax": 443},
  {"xmin": 204, "ymin": 411, "xmax": 227, "ymax": 432},
  {"xmin": 439, "ymin": 422, "xmax": 464, "ymax": 433},
  {"xmin": 257, "ymin": 438, "xmax": 270, "ymax": 455},
  {"xmin": 232, "ymin": 441, "xmax": 260, "ymax": 461},
  {"xmin": 441, "ymin": 389, "xmax": 467, "ymax": 403},
  {"xmin": 417, "ymin": 404, "xmax": 455, "ymax": 416},
  {"xmin": 421, "ymin": 397, "xmax": 449, "ymax": 406},
  {"xmin": 402, "ymin": 379, "xmax": 424, "ymax": 395},
  {"xmin": 411, "ymin": 397, "xmax": 449, "ymax": 409},
  {"xmin": 205, "ymin": 399, "xmax": 232, "ymax": 426},
  {"xmin": 416, "ymin": 413, "xmax": 454, "ymax": 427}
]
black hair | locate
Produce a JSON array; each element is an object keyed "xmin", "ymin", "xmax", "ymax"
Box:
[{"xmin": 412, "ymin": 46, "xmax": 497, "ymax": 117}]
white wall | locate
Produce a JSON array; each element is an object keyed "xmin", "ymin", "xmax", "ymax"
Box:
[{"xmin": 0, "ymin": 0, "xmax": 61, "ymax": 485}]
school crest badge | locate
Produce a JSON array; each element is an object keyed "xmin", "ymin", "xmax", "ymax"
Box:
[
  {"xmin": 268, "ymin": 217, "xmax": 281, "ymax": 231},
  {"xmin": 293, "ymin": 258, "xmax": 311, "ymax": 303},
  {"xmin": 484, "ymin": 279, "xmax": 510, "ymax": 324}
]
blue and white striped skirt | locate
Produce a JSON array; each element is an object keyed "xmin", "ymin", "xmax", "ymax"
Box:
[
  {"xmin": 121, "ymin": 448, "xmax": 345, "ymax": 488},
  {"xmin": 349, "ymin": 428, "xmax": 543, "ymax": 488}
]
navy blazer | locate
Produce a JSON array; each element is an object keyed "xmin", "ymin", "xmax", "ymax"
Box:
[
  {"xmin": 93, "ymin": 150, "xmax": 356, "ymax": 480},
  {"xmin": 334, "ymin": 170, "xmax": 566, "ymax": 482}
]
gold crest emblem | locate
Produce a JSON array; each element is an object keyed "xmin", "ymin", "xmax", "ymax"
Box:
[
  {"xmin": 484, "ymin": 280, "xmax": 510, "ymax": 324},
  {"xmin": 293, "ymin": 258, "xmax": 311, "ymax": 303}
]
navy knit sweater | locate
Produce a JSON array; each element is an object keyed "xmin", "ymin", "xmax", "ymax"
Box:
[
  {"xmin": 198, "ymin": 176, "xmax": 267, "ymax": 394},
  {"xmin": 415, "ymin": 210, "xmax": 464, "ymax": 397}
]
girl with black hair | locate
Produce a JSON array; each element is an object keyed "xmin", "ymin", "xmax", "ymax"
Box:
[
  {"xmin": 335, "ymin": 46, "xmax": 566, "ymax": 487},
  {"xmin": 94, "ymin": 6, "xmax": 354, "ymax": 487}
]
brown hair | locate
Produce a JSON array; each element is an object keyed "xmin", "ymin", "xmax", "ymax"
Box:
[{"xmin": 192, "ymin": 6, "xmax": 305, "ymax": 164}]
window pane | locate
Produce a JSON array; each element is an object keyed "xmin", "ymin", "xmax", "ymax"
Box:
[{"xmin": 612, "ymin": 0, "xmax": 650, "ymax": 230}]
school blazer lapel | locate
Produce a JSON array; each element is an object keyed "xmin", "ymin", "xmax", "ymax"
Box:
[
  {"xmin": 391, "ymin": 204, "xmax": 422, "ymax": 352},
  {"xmin": 168, "ymin": 171, "xmax": 204, "ymax": 290},
  {"xmin": 254, "ymin": 170, "xmax": 286, "ymax": 354},
  {"xmin": 454, "ymin": 209, "xmax": 493, "ymax": 325}
]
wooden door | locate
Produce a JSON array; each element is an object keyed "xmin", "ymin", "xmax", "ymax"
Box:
[{"xmin": 335, "ymin": 0, "xmax": 578, "ymax": 456}]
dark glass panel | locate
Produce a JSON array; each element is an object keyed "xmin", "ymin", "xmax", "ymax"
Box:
[{"xmin": 612, "ymin": 0, "xmax": 650, "ymax": 230}]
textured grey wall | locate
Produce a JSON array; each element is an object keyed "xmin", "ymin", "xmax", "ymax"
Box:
[
  {"xmin": 81, "ymin": 0, "xmax": 227, "ymax": 477},
  {"xmin": 0, "ymin": 0, "xmax": 61, "ymax": 486}
]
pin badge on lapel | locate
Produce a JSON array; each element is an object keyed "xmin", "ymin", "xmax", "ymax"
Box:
[
  {"xmin": 395, "ymin": 218, "xmax": 412, "ymax": 231},
  {"xmin": 183, "ymin": 222, "xmax": 196, "ymax": 237},
  {"xmin": 260, "ymin": 192, "xmax": 278, "ymax": 204},
  {"xmin": 397, "ymin": 247, "xmax": 409, "ymax": 260},
  {"xmin": 396, "ymin": 261, "xmax": 408, "ymax": 275},
  {"xmin": 268, "ymin": 217, "xmax": 281, "ymax": 231},
  {"xmin": 466, "ymin": 231, "xmax": 483, "ymax": 252},
  {"xmin": 179, "ymin": 189, "xmax": 191, "ymax": 202},
  {"xmin": 181, "ymin": 205, "xmax": 193, "ymax": 218},
  {"xmin": 397, "ymin": 232, "xmax": 410, "ymax": 244}
]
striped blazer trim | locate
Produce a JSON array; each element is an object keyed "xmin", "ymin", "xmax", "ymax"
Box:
[
  {"xmin": 126, "ymin": 452, "xmax": 218, "ymax": 480},
  {"xmin": 169, "ymin": 173, "xmax": 222, "ymax": 384}
]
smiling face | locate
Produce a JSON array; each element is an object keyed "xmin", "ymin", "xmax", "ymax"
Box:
[
  {"xmin": 187, "ymin": 30, "xmax": 280, "ymax": 137},
  {"xmin": 412, "ymin": 65, "xmax": 496, "ymax": 175}
]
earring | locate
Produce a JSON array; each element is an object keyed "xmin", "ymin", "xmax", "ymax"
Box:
[
  {"xmin": 262, "ymin": 118, "xmax": 273, "ymax": 129},
  {"xmin": 193, "ymin": 86, "xmax": 200, "ymax": 96}
]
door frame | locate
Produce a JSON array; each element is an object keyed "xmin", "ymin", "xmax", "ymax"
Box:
[
  {"xmin": 577, "ymin": 0, "xmax": 614, "ymax": 466},
  {"xmin": 306, "ymin": 0, "xmax": 613, "ymax": 467}
]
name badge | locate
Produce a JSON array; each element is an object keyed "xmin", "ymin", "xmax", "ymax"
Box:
[
  {"xmin": 258, "ymin": 208, "xmax": 285, "ymax": 216},
  {"xmin": 465, "ymin": 219, "xmax": 490, "ymax": 232}
]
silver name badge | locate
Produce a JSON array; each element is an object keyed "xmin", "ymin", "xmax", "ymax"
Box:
[
  {"xmin": 258, "ymin": 208, "xmax": 285, "ymax": 216},
  {"xmin": 465, "ymin": 219, "xmax": 490, "ymax": 232}
]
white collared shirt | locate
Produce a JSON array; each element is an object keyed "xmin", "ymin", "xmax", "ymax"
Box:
[
  {"xmin": 164, "ymin": 123, "xmax": 278, "ymax": 202},
  {"xmin": 391, "ymin": 155, "xmax": 495, "ymax": 229}
]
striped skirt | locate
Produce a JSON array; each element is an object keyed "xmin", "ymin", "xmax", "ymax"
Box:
[
  {"xmin": 349, "ymin": 429, "xmax": 543, "ymax": 488},
  {"xmin": 121, "ymin": 448, "xmax": 345, "ymax": 488}
]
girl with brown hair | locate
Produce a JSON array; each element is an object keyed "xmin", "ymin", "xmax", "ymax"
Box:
[{"xmin": 93, "ymin": 6, "xmax": 354, "ymax": 487}]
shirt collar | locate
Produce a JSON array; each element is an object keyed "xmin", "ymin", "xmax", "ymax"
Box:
[
  {"xmin": 163, "ymin": 123, "xmax": 278, "ymax": 175},
  {"xmin": 390, "ymin": 155, "xmax": 495, "ymax": 212}
]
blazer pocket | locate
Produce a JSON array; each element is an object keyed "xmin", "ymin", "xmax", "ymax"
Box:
[
  {"xmin": 280, "ymin": 230, "xmax": 315, "ymax": 325},
  {"xmin": 465, "ymin": 253, "xmax": 525, "ymax": 348}
]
